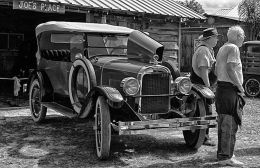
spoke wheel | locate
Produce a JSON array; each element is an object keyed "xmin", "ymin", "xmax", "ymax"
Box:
[
  {"xmin": 95, "ymin": 96, "xmax": 111, "ymax": 160},
  {"xmin": 183, "ymin": 91, "xmax": 206, "ymax": 149},
  {"xmin": 29, "ymin": 79, "xmax": 47, "ymax": 123},
  {"xmin": 244, "ymin": 77, "xmax": 260, "ymax": 97}
]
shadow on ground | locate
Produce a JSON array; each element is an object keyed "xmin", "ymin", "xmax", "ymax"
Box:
[{"xmin": 1, "ymin": 115, "xmax": 204, "ymax": 167}]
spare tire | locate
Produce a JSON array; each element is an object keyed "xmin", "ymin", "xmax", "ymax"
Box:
[
  {"xmin": 68, "ymin": 58, "xmax": 96, "ymax": 113},
  {"xmin": 162, "ymin": 59, "xmax": 180, "ymax": 80}
]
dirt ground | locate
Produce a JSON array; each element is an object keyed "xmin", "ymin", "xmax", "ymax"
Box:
[{"xmin": 0, "ymin": 97, "xmax": 260, "ymax": 168}]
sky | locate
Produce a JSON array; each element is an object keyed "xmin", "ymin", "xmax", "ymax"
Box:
[{"xmin": 185, "ymin": 0, "xmax": 242, "ymax": 14}]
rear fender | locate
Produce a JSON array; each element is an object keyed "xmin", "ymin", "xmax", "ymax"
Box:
[
  {"xmin": 191, "ymin": 84, "xmax": 214, "ymax": 99},
  {"xmin": 29, "ymin": 70, "xmax": 53, "ymax": 102},
  {"xmin": 79, "ymin": 86, "xmax": 124, "ymax": 118},
  {"xmin": 28, "ymin": 69, "xmax": 38, "ymax": 91}
]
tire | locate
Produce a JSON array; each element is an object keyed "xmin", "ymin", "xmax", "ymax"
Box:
[
  {"xmin": 95, "ymin": 96, "xmax": 111, "ymax": 160},
  {"xmin": 183, "ymin": 91, "xmax": 206, "ymax": 149},
  {"xmin": 69, "ymin": 58, "xmax": 96, "ymax": 113},
  {"xmin": 29, "ymin": 79, "xmax": 47, "ymax": 123},
  {"xmin": 244, "ymin": 77, "xmax": 260, "ymax": 97}
]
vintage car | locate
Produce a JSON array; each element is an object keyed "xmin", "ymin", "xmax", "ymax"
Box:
[
  {"xmin": 241, "ymin": 41, "xmax": 260, "ymax": 97},
  {"xmin": 29, "ymin": 21, "xmax": 217, "ymax": 160}
]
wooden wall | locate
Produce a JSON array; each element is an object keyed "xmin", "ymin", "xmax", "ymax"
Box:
[
  {"xmin": 86, "ymin": 12, "xmax": 180, "ymax": 66},
  {"xmin": 181, "ymin": 16, "xmax": 250, "ymax": 72},
  {"xmin": 0, "ymin": 5, "xmax": 181, "ymax": 78}
]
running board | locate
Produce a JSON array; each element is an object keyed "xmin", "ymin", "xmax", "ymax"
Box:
[
  {"xmin": 118, "ymin": 116, "xmax": 217, "ymax": 135},
  {"xmin": 41, "ymin": 102, "xmax": 77, "ymax": 118}
]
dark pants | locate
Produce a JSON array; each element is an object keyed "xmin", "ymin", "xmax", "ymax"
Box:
[
  {"xmin": 205, "ymin": 101, "xmax": 212, "ymax": 141},
  {"xmin": 217, "ymin": 114, "xmax": 238, "ymax": 160},
  {"xmin": 216, "ymin": 81, "xmax": 239, "ymax": 160}
]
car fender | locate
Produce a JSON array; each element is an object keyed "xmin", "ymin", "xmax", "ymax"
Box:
[
  {"xmin": 162, "ymin": 59, "xmax": 180, "ymax": 80},
  {"xmin": 191, "ymin": 84, "xmax": 215, "ymax": 99},
  {"xmin": 28, "ymin": 69, "xmax": 38, "ymax": 91},
  {"xmin": 29, "ymin": 70, "xmax": 53, "ymax": 102},
  {"xmin": 79, "ymin": 86, "xmax": 124, "ymax": 118}
]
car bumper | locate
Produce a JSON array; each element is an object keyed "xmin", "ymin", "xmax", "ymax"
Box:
[{"xmin": 117, "ymin": 115, "xmax": 217, "ymax": 135}]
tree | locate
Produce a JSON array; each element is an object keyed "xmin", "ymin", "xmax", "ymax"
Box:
[
  {"xmin": 178, "ymin": 0, "xmax": 205, "ymax": 14},
  {"xmin": 238, "ymin": 0, "xmax": 260, "ymax": 40}
]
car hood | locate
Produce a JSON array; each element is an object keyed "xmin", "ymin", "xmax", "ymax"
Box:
[
  {"xmin": 127, "ymin": 30, "xmax": 164, "ymax": 62},
  {"xmin": 97, "ymin": 57, "xmax": 147, "ymax": 74},
  {"xmin": 95, "ymin": 57, "xmax": 149, "ymax": 88}
]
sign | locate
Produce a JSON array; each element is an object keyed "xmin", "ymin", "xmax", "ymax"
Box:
[{"xmin": 13, "ymin": 0, "xmax": 65, "ymax": 14}]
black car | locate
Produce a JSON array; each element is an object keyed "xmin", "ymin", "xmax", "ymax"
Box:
[
  {"xmin": 29, "ymin": 21, "xmax": 217, "ymax": 160},
  {"xmin": 241, "ymin": 41, "xmax": 260, "ymax": 97}
]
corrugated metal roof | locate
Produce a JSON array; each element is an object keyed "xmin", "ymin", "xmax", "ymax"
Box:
[
  {"xmin": 37, "ymin": 0, "xmax": 205, "ymax": 19},
  {"xmin": 214, "ymin": 8, "xmax": 232, "ymax": 16},
  {"xmin": 213, "ymin": 5, "xmax": 240, "ymax": 21},
  {"xmin": 226, "ymin": 6, "xmax": 239, "ymax": 19}
]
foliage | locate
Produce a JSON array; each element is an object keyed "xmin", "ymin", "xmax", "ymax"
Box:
[
  {"xmin": 238, "ymin": 0, "xmax": 260, "ymax": 39},
  {"xmin": 178, "ymin": 0, "xmax": 205, "ymax": 14}
]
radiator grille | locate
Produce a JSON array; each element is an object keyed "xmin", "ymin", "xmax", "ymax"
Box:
[{"xmin": 141, "ymin": 72, "xmax": 170, "ymax": 114}]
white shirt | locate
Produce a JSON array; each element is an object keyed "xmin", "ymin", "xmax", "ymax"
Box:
[
  {"xmin": 192, "ymin": 44, "xmax": 216, "ymax": 78},
  {"xmin": 216, "ymin": 43, "xmax": 243, "ymax": 85}
]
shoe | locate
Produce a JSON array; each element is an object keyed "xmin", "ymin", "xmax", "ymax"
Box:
[
  {"xmin": 203, "ymin": 139, "xmax": 216, "ymax": 146},
  {"xmin": 218, "ymin": 158, "xmax": 244, "ymax": 167}
]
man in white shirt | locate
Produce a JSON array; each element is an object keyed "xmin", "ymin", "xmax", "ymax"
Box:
[{"xmin": 215, "ymin": 26, "xmax": 245, "ymax": 167}]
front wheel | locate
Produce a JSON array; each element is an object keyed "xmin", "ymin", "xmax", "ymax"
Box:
[
  {"xmin": 29, "ymin": 79, "xmax": 47, "ymax": 123},
  {"xmin": 95, "ymin": 96, "xmax": 111, "ymax": 160},
  {"xmin": 183, "ymin": 91, "xmax": 206, "ymax": 149},
  {"xmin": 244, "ymin": 76, "xmax": 260, "ymax": 97}
]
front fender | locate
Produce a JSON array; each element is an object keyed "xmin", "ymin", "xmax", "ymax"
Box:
[
  {"xmin": 191, "ymin": 84, "xmax": 215, "ymax": 99},
  {"xmin": 96, "ymin": 86, "xmax": 124, "ymax": 105},
  {"xmin": 79, "ymin": 86, "xmax": 124, "ymax": 118}
]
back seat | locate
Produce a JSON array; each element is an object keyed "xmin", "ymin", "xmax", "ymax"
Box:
[{"xmin": 41, "ymin": 49, "xmax": 71, "ymax": 62}]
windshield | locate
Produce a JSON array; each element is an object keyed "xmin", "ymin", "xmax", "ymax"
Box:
[
  {"xmin": 87, "ymin": 34, "xmax": 128, "ymax": 57},
  {"xmin": 247, "ymin": 45, "xmax": 260, "ymax": 53}
]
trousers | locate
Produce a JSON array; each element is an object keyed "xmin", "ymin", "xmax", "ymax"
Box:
[{"xmin": 217, "ymin": 114, "xmax": 238, "ymax": 160}]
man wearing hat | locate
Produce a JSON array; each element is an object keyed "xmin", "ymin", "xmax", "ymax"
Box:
[{"xmin": 190, "ymin": 27, "xmax": 220, "ymax": 146}]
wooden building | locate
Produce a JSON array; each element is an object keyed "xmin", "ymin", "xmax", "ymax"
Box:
[
  {"xmin": 180, "ymin": 5, "xmax": 250, "ymax": 72},
  {"xmin": 0, "ymin": 0, "xmax": 205, "ymax": 80}
]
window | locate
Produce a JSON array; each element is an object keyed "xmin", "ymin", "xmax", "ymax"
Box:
[
  {"xmin": 0, "ymin": 34, "xmax": 8, "ymax": 50},
  {"xmin": 9, "ymin": 34, "xmax": 24, "ymax": 50},
  {"xmin": 249, "ymin": 45, "xmax": 260, "ymax": 53},
  {"xmin": 51, "ymin": 34, "xmax": 84, "ymax": 44},
  {"xmin": 87, "ymin": 34, "xmax": 128, "ymax": 57},
  {"xmin": 0, "ymin": 33, "xmax": 24, "ymax": 50}
]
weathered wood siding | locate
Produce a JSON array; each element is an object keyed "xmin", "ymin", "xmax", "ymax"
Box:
[{"xmin": 87, "ymin": 13, "xmax": 180, "ymax": 66}]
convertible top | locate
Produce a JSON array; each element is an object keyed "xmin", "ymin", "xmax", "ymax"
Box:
[{"xmin": 36, "ymin": 21, "xmax": 134, "ymax": 36}]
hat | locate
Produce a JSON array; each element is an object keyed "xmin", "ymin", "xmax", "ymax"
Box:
[{"xmin": 198, "ymin": 28, "xmax": 220, "ymax": 41}]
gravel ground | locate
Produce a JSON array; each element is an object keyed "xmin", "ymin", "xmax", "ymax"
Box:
[{"xmin": 0, "ymin": 97, "xmax": 260, "ymax": 168}]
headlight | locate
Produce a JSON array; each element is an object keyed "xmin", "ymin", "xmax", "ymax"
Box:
[
  {"xmin": 175, "ymin": 77, "xmax": 192, "ymax": 94},
  {"xmin": 120, "ymin": 77, "xmax": 140, "ymax": 96}
]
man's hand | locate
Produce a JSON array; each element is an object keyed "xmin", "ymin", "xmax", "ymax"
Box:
[
  {"xmin": 238, "ymin": 85, "xmax": 245, "ymax": 95},
  {"xmin": 209, "ymin": 85, "xmax": 216, "ymax": 93}
]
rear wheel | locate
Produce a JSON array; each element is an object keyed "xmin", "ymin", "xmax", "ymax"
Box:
[
  {"xmin": 183, "ymin": 91, "xmax": 206, "ymax": 149},
  {"xmin": 95, "ymin": 96, "xmax": 111, "ymax": 160},
  {"xmin": 244, "ymin": 76, "xmax": 260, "ymax": 97},
  {"xmin": 29, "ymin": 79, "xmax": 47, "ymax": 123}
]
